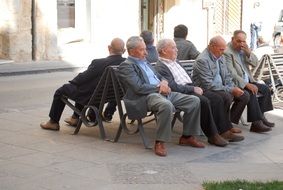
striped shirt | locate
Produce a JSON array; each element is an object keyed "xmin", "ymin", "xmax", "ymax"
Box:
[{"xmin": 160, "ymin": 58, "xmax": 192, "ymax": 85}]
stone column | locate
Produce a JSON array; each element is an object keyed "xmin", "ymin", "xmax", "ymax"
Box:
[{"xmin": 0, "ymin": 0, "xmax": 32, "ymax": 61}]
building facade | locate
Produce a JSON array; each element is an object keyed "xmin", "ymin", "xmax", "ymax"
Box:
[{"xmin": 1, "ymin": 0, "xmax": 282, "ymax": 62}]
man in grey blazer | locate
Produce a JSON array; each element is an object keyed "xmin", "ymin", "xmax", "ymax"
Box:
[
  {"xmin": 193, "ymin": 36, "xmax": 250, "ymax": 135},
  {"xmin": 118, "ymin": 36, "xmax": 203, "ymax": 157},
  {"xmin": 224, "ymin": 30, "xmax": 274, "ymax": 133}
]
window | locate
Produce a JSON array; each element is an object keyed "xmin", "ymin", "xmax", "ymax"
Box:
[{"xmin": 57, "ymin": 0, "xmax": 75, "ymax": 28}]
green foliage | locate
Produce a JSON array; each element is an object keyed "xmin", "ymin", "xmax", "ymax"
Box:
[{"xmin": 203, "ymin": 180, "xmax": 283, "ymax": 190}]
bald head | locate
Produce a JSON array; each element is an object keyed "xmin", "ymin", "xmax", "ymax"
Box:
[
  {"xmin": 208, "ymin": 35, "xmax": 227, "ymax": 58},
  {"xmin": 209, "ymin": 35, "xmax": 226, "ymax": 47},
  {"xmin": 108, "ymin": 38, "xmax": 125, "ymax": 55}
]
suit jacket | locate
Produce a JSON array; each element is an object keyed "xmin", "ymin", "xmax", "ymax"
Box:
[
  {"xmin": 224, "ymin": 42, "xmax": 258, "ymax": 89},
  {"xmin": 192, "ymin": 48, "xmax": 235, "ymax": 93},
  {"xmin": 155, "ymin": 60, "xmax": 194, "ymax": 94},
  {"xmin": 118, "ymin": 58, "xmax": 165, "ymax": 120},
  {"xmin": 174, "ymin": 37, "xmax": 200, "ymax": 60},
  {"xmin": 69, "ymin": 55, "xmax": 125, "ymax": 105}
]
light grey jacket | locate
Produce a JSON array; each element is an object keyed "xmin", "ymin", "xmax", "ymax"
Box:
[
  {"xmin": 192, "ymin": 48, "xmax": 235, "ymax": 93},
  {"xmin": 224, "ymin": 42, "xmax": 258, "ymax": 89}
]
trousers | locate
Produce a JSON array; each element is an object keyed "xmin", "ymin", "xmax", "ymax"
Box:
[
  {"xmin": 146, "ymin": 92, "xmax": 201, "ymax": 142},
  {"xmin": 49, "ymin": 83, "xmax": 116, "ymax": 123}
]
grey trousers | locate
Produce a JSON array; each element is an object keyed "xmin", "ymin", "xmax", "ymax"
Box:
[{"xmin": 146, "ymin": 92, "xmax": 201, "ymax": 142}]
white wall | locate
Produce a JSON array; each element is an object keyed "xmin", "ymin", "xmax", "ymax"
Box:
[
  {"xmin": 163, "ymin": 0, "xmax": 209, "ymax": 52},
  {"xmin": 90, "ymin": 0, "xmax": 140, "ymax": 57}
]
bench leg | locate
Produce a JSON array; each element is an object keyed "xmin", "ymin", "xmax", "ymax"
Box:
[
  {"xmin": 137, "ymin": 120, "xmax": 151, "ymax": 149},
  {"xmin": 114, "ymin": 123, "xmax": 123, "ymax": 142},
  {"xmin": 96, "ymin": 117, "xmax": 106, "ymax": 140},
  {"xmin": 73, "ymin": 119, "xmax": 83, "ymax": 135}
]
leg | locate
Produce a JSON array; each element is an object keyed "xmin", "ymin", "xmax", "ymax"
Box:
[
  {"xmin": 147, "ymin": 93, "xmax": 174, "ymax": 157},
  {"xmin": 230, "ymin": 90, "xmax": 249, "ymax": 124},
  {"xmin": 254, "ymin": 82, "xmax": 273, "ymax": 113},
  {"xmin": 169, "ymin": 92, "xmax": 205, "ymax": 148},
  {"xmin": 192, "ymin": 93, "xmax": 218, "ymax": 137},
  {"xmin": 146, "ymin": 93, "xmax": 173, "ymax": 142},
  {"xmin": 49, "ymin": 83, "xmax": 77, "ymax": 123},
  {"xmin": 41, "ymin": 83, "xmax": 77, "ymax": 130},
  {"xmin": 203, "ymin": 90, "xmax": 232, "ymax": 133}
]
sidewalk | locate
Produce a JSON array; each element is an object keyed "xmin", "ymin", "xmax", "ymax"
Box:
[
  {"xmin": 0, "ymin": 60, "xmax": 84, "ymax": 77},
  {"xmin": 0, "ymin": 60, "xmax": 283, "ymax": 190}
]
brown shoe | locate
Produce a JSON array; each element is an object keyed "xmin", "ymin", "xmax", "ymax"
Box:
[
  {"xmin": 250, "ymin": 120, "xmax": 272, "ymax": 133},
  {"xmin": 179, "ymin": 136, "xmax": 205, "ymax": 148},
  {"xmin": 40, "ymin": 120, "xmax": 60, "ymax": 131},
  {"xmin": 221, "ymin": 130, "xmax": 244, "ymax": 142},
  {"xmin": 208, "ymin": 134, "xmax": 229, "ymax": 147},
  {"xmin": 154, "ymin": 141, "xmax": 167, "ymax": 157},
  {"xmin": 230, "ymin": 127, "xmax": 242, "ymax": 133},
  {"xmin": 64, "ymin": 116, "xmax": 78, "ymax": 126}
]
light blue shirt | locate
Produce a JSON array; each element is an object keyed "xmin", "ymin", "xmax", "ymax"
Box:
[
  {"xmin": 129, "ymin": 56, "xmax": 160, "ymax": 85},
  {"xmin": 213, "ymin": 58, "xmax": 223, "ymax": 86}
]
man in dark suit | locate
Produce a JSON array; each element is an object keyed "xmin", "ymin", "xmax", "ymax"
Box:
[
  {"xmin": 224, "ymin": 30, "xmax": 274, "ymax": 133},
  {"xmin": 119, "ymin": 36, "xmax": 204, "ymax": 157},
  {"xmin": 40, "ymin": 38, "xmax": 126, "ymax": 130},
  {"xmin": 155, "ymin": 39, "xmax": 244, "ymax": 146}
]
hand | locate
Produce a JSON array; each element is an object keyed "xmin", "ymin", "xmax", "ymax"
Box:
[
  {"xmin": 158, "ymin": 80, "xmax": 171, "ymax": 95},
  {"xmin": 231, "ymin": 87, "xmax": 244, "ymax": 97},
  {"xmin": 193, "ymin": 87, "xmax": 203, "ymax": 95},
  {"xmin": 240, "ymin": 42, "xmax": 251, "ymax": 56},
  {"xmin": 245, "ymin": 83, "xmax": 258, "ymax": 94}
]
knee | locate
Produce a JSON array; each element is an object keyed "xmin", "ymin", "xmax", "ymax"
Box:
[{"xmin": 159, "ymin": 100, "xmax": 174, "ymax": 114}]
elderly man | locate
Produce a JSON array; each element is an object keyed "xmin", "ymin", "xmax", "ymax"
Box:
[
  {"xmin": 40, "ymin": 38, "xmax": 126, "ymax": 130},
  {"xmin": 224, "ymin": 30, "xmax": 274, "ymax": 133},
  {"xmin": 155, "ymin": 38, "xmax": 244, "ymax": 146},
  {"xmin": 193, "ymin": 35, "xmax": 250, "ymax": 136},
  {"xmin": 118, "ymin": 36, "xmax": 204, "ymax": 157}
]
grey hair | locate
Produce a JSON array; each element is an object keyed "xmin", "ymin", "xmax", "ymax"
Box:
[
  {"xmin": 126, "ymin": 36, "xmax": 144, "ymax": 51},
  {"xmin": 156, "ymin": 38, "xmax": 174, "ymax": 53}
]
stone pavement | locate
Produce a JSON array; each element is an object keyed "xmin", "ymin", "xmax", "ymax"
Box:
[{"xmin": 0, "ymin": 61, "xmax": 283, "ymax": 190}]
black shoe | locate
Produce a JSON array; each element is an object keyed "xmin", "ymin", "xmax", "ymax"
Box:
[
  {"xmin": 250, "ymin": 120, "xmax": 272, "ymax": 133},
  {"xmin": 262, "ymin": 117, "xmax": 275, "ymax": 127}
]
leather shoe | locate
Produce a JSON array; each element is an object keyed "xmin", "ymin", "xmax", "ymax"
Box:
[
  {"xmin": 230, "ymin": 127, "xmax": 242, "ymax": 133},
  {"xmin": 40, "ymin": 120, "xmax": 60, "ymax": 131},
  {"xmin": 179, "ymin": 136, "xmax": 205, "ymax": 148},
  {"xmin": 221, "ymin": 130, "xmax": 244, "ymax": 142},
  {"xmin": 154, "ymin": 141, "xmax": 167, "ymax": 157},
  {"xmin": 208, "ymin": 134, "xmax": 229, "ymax": 147},
  {"xmin": 261, "ymin": 117, "xmax": 275, "ymax": 127},
  {"xmin": 250, "ymin": 120, "xmax": 272, "ymax": 133},
  {"xmin": 64, "ymin": 116, "xmax": 78, "ymax": 126}
]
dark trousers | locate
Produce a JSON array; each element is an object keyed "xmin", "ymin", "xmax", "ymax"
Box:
[
  {"xmin": 49, "ymin": 83, "xmax": 117, "ymax": 123},
  {"xmin": 203, "ymin": 90, "xmax": 234, "ymax": 134},
  {"xmin": 230, "ymin": 90, "xmax": 250, "ymax": 124},
  {"xmin": 192, "ymin": 94, "xmax": 218, "ymax": 137},
  {"xmin": 245, "ymin": 82, "xmax": 273, "ymax": 122}
]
